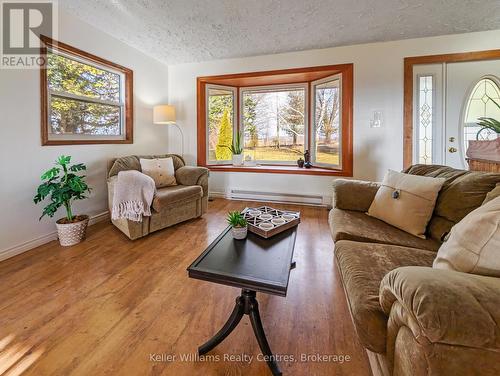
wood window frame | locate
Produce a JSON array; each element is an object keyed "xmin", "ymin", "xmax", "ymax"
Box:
[
  {"xmin": 310, "ymin": 73, "xmax": 343, "ymax": 169},
  {"xmin": 197, "ymin": 64, "xmax": 353, "ymax": 176},
  {"xmin": 403, "ymin": 49, "xmax": 500, "ymax": 167},
  {"xmin": 40, "ymin": 35, "xmax": 134, "ymax": 146},
  {"xmin": 238, "ymin": 82, "xmax": 309, "ymax": 166},
  {"xmin": 205, "ymin": 84, "xmax": 238, "ymax": 164}
]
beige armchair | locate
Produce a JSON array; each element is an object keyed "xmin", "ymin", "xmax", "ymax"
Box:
[{"xmin": 107, "ymin": 154, "xmax": 209, "ymax": 240}]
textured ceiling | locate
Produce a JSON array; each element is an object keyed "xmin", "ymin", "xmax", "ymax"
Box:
[{"xmin": 60, "ymin": 0, "xmax": 500, "ymax": 65}]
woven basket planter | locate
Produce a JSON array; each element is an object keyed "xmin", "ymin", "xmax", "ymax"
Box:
[
  {"xmin": 231, "ymin": 225, "xmax": 248, "ymax": 240},
  {"xmin": 56, "ymin": 215, "xmax": 89, "ymax": 246},
  {"xmin": 466, "ymin": 138, "xmax": 500, "ymax": 162}
]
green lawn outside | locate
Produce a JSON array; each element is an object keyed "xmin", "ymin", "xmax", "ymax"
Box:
[
  {"xmin": 243, "ymin": 146, "xmax": 302, "ymax": 162},
  {"xmin": 209, "ymin": 146, "xmax": 339, "ymax": 165},
  {"xmin": 314, "ymin": 152, "xmax": 339, "ymax": 165}
]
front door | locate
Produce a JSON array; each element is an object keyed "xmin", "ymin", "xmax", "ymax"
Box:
[{"xmin": 413, "ymin": 60, "xmax": 500, "ymax": 168}]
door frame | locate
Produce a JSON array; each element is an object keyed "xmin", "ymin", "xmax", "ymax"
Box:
[{"xmin": 403, "ymin": 49, "xmax": 500, "ymax": 168}]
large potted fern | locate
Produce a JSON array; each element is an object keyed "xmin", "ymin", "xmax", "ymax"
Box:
[
  {"xmin": 466, "ymin": 95, "xmax": 500, "ymax": 163},
  {"xmin": 34, "ymin": 155, "xmax": 92, "ymax": 246}
]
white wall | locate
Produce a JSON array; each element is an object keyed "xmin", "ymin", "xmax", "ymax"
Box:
[
  {"xmin": 167, "ymin": 29, "xmax": 500, "ymax": 200},
  {"xmin": 1, "ymin": 14, "xmax": 499, "ymax": 257},
  {"xmin": 0, "ymin": 10, "xmax": 170, "ymax": 255}
]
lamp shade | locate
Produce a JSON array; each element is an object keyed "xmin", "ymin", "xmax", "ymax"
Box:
[{"xmin": 153, "ymin": 105, "xmax": 176, "ymax": 124}]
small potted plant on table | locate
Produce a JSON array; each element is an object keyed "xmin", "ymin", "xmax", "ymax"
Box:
[
  {"xmin": 227, "ymin": 211, "xmax": 248, "ymax": 240},
  {"xmin": 34, "ymin": 155, "xmax": 92, "ymax": 246}
]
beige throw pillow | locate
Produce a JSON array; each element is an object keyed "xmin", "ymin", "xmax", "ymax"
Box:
[
  {"xmin": 433, "ymin": 196, "xmax": 500, "ymax": 277},
  {"xmin": 367, "ymin": 170, "xmax": 445, "ymax": 238},
  {"xmin": 140, "ymin": 158, "xmax": 177, "ymax": 188}
]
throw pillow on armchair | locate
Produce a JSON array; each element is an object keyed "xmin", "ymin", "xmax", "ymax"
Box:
[{"xmin": 140, "ymin": 157, "xmax": 177, "ymax": 188}]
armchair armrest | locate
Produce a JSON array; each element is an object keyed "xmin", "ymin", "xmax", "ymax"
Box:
[
  {"xmin": 380, "ymin": 266, "xmax": 500, "ymax": 350},
  {"xmin": 332, "ymin": 179, "xmax": 380, "ymax": 211},
  {"xmin": 107, "ymin": 176, "xmax": 117, "ymax": 212},
  {"xmin": 175, "ymin": 166, "xmax": 209, "ymax": 196}
]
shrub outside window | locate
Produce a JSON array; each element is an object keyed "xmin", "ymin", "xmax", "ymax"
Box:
[{"xmin": 206, "ymin": 86, "xmax": 236, "ymax": 164}]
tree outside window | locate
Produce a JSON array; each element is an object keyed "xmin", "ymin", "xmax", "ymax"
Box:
[{"xmin": 40, "ymin": 36, "xmax": 133, "ymax": 145}]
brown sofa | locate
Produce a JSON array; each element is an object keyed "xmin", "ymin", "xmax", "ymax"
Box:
[
  {"xmin": 329, "ymin": 164, "xmax": 500, "ymax": 376},
  {"xmin": 107, "ymin": 154, "xmax": 209, "ymax": 240}
]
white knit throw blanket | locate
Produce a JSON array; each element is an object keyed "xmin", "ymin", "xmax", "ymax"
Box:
[{"xmin": 112, "ymin": 170, "xmax": 156, "ymax": 222}]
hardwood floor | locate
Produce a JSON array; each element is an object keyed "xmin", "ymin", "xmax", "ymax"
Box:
[{"xmin": 0, "ymin": 199, "xmax": 370, "ymax": 376}]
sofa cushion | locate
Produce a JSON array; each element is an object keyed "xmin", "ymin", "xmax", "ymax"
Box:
[
  {"xmin": 332, "ymin": 179, "xmax": 381, "ymax": 212},
  {"xmin": 434, "ymin": 171, "xmax": 500, "ymax": 222},
  {"xmin": 484, "ymin": 183, "xmax": 500, "ymax": 205},
  {"xmin": 367, "ymin": 170, "xmax": 445, "ymax": 238},
  {"xmin": 433, "ymin": 196, "xmax": 500, "ymax": 277},
  {"xmin": 335, "ymin": 240, "xmax": 436, "ymax": 353},
  {"xmin": 108, "ymin": 154, "xmax": 185, "ymax": 178},
  {"xmin": 329, "ymin": 208, "xmax": 441, "ymax": 251},
  {"xmin": 404, "ymin": 164, "xmax": 500, "ymax": 241},
  {"xmin": 152, "ymin": 185, "xmax": 202, "ymax": 212}
]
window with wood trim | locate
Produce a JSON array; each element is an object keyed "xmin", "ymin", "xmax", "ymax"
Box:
[
  {"xmin": 241, "ymin": 84, "xmax": 307, "ymax": 164},
  {"xmin": 197, "ymin": 64, "xmax": 353, "ymax": 176},
  {"xmin": 206, "ymin": 85, "xmax": 236, "ymax": 163},
  {"xmin": 312, "ymin": 74, "xmax": 342, "ymax": 167},
  {"xmin": 40, "ymin": 36, "xmax": 133, "ymax": 145}
]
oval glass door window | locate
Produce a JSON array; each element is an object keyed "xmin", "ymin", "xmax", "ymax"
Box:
[{"xmin": 462, "ymin": 77, "xmax": 500, "ymax": 157}]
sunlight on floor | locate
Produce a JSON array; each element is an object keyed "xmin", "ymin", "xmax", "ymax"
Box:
[
  {"xmin": 0, "ymin": 335, "xmax": 43, "ymax": 375},
  {"xmin": 0, "ymin": 336, "xmax": 14, "ymax": 352}
]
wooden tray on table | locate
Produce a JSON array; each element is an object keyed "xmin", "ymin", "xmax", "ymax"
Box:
[{"xmin": 242, "ymin": 206, "xmax": 300, "ymax": 239}]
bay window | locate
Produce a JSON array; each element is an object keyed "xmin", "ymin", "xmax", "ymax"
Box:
[
  {"xmin": 312, "ymin": 75, "xmax": 341, "ymax": 167},
  {"xmin": 241, "ymin": 85, "xmax": 307, "ymax": 164},
  {"xmin": 206, "ymin": 86, "xmax": 236, "ymax": 164},
  {"xmin": 197, "ymin": 64, "xmax": 353, "ymax": 176}
]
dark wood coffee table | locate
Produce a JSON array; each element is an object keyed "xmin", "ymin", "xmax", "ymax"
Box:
[{"xmin": 187, "ymin": 226, "xmax": 297, "ymax": 376}]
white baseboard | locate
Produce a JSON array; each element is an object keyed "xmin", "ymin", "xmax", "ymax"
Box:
[
  {"xmin": 0, "ymin": 211, "xmax": 110, "ymax": 263},
  {"xmin": 209, "ymin": 191, "xmax": 228, "ymax": 199},
  {"xmin": 89, "ymin": 211, "xmax": 110, "ymax": 226},
  {"xmin": 0, "ymin": 232, "xmax": 59, "ymax": 262},
  {"xmin": 209, "ymin": 190, "xmax": 331, "ymax": 207}
]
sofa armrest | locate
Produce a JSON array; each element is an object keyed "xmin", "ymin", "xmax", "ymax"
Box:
[
  {"xmin": 380, "ymin": 266, "xmax": 500, "ymax": 350},
  {"xmin": 332, "ymin": 179, "xmax": 380, "ymax": 211},
  {"xmin": 175, "ymin": 166, "xmax": 209, "ymax": 196}
]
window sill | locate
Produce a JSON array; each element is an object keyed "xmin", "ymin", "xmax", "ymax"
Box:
[{"xmin": 205, "ymin": 164, "xmax": 352, "ymax": 176}]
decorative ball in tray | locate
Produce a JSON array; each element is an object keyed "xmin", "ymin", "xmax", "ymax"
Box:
[{"xmin": 242, "ymin": 206, "xmax": 300, "ymax": 238}]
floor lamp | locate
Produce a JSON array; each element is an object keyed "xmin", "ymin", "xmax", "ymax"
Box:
[{"xmin": 153, "ymin": 104, "xmax": 184, "ymax": 156}]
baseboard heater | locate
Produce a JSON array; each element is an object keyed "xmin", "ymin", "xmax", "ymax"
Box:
[{"xmin": 227, "ymin": 189, "xmax": 325, "ymax": 206}]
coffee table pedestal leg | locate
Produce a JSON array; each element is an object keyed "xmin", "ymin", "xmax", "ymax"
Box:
[
  {"xmin": 198, "ymin": 289, "xmax": 282, "ymax": 376},
  {"xmin": 198, "ymin": 296, "xmax": 245, "ymax": 354}
]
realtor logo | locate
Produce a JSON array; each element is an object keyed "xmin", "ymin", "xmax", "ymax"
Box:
[{"xmin": 1, "ymin": 0, "xmax": 58, "ymax": 68}]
